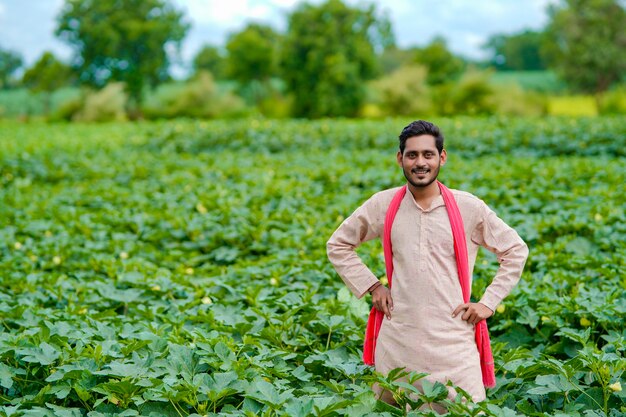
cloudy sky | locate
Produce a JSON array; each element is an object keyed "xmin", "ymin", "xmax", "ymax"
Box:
[{"xmin": 0, "ymin": 0, "xmax": 553, "ymax": 74}]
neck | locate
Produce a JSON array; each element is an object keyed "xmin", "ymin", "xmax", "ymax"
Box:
[{"xmin": 407, "ymin": 180, "xmax": 440, "ymax": 203}]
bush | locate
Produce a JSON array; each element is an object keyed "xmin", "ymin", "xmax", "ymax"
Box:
[
  {"xmin": 257, "ymin": 92, "xmax": 293, "ymax": 118},
  {"xmin": 368, "ymin": 65, "xmax": 432, "ymax": 117},
  {"xmin": 49, "ymin": 95, "xmax": 84, "ymax": 122},
  {"xmin": 74, "ymin": 83, "xmax": 128, "ymax": 122},
  {"xmin": 432, "ymin": 70, "xmax": 496, "ymax": 116},
  {"xmin": 490, "ymin": 83, "xmax": 547, "ymax": 116},
  {"xmin": 450, "ymin": 70, "xmax": 496, "ymax": 115},
  {"xmin": 599, "ymin": 85, "xmax": 626, "ymax": 115},
  {"xmin": 142, "ymin": 71, "xmax": 246, "ymax": 119}
]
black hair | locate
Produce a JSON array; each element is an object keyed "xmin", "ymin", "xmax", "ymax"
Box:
[{"xmin": 398, "ymin": 120, "xmax": 444, "ymax": 154}]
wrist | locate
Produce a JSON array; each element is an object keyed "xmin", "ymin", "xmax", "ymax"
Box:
[{"xmin": 368, "ymin": 282, "xmax": 382, "ymax": 293}]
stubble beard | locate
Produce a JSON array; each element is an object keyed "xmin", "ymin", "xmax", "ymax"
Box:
[{"xmin": 402, "ymin": 164, "xmax": 440, "ymax": 189}]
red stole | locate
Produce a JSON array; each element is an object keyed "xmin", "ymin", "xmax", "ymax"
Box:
[{"xmin": 362, "ymin": 181, "xmax": 496, "ymax": 388}]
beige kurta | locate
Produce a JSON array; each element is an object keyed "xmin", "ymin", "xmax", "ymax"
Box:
[{"xmin": 326, "ymin": 186, "xmax": 529, "ymax": 402}]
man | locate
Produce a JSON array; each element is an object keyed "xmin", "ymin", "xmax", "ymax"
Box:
[{"xmin": 326, "ymin": 120, "xmax": 528, "ymax": 408}]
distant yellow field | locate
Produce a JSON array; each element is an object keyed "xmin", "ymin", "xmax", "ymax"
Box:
[{"xmin": 547, "ymin": 95, "xmax": 598, "ymax": 116}]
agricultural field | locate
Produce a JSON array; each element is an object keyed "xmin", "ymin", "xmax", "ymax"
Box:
[{"xmin": 0, "ymin": 117, "xmax": 625, "ymax": 416}]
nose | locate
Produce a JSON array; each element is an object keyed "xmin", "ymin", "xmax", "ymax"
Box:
[{"xmin": 415, "ymin": 155, "xmax": 427, "ymax": 166}]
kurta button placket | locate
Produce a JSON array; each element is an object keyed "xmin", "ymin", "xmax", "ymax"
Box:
[{"xmin": 420, "ymin": 211, "xmax": 427, "ymax": 271}]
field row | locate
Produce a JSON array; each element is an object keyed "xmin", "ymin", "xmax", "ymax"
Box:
[{"xmin": 1, "ymin": 118, "xmax": 624, "ymax": 416}]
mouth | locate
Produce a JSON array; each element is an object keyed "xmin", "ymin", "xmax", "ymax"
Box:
[{"xmin": 412, "ymin": 169, "xmax": 429, "ymax": 175}]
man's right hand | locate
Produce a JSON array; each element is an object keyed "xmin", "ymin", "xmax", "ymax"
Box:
[{"xmin": 372, "ymin": 286, "xmax": 393, "ymax": 320}]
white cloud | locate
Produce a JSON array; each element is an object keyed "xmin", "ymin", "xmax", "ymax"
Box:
[{"xmin": 182, "ymin": 0, "xmax": 249, "ymax": 24}]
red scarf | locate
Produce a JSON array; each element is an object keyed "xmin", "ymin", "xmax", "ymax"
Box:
[{"xmin": 362, "ymin": 181, "xmax": 496, "ymax": 388}]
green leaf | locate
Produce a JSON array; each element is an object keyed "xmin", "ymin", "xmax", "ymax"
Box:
[
  {"xmin": 573, "ymin": 387, "xmax": 605, "ymax": 411},
  {"xmin": 527, "ymin": 374, "xmax": 578, "ymax": 395},
  {"xmin": 0, "ymin": 405, "xmax": 20, "ymax": 417},
  {"xmin": 283, "ymin": 398, "xmax": 314, "ymax": 417},
  {"xmin": 485, "ymin": 404, "xmax": 524, "ymax": 417},
  {"xmin": 420, "ymin": 380, "xmax": 448, "ymax": 402},
  {"xmin": 44, "ymin": 403, "xmax": 83, "ymax": 417},
  {"xmin": 18, "ymin": 342, "xmax": 60, "ymax": 365},
  {"xmin": 0, "ymin": 363, "xmax": 19, "ymax": 389},
  {"xmin": 97, "ymin": 285, "xmax": 143, "ymax": 303},
  {"xmin": 291, "ymin": 365, "xmax": 312, "ymax": 382},
  {"xmin": 246, "ymin": 379, "xmax": 293, "ymax": 407}
]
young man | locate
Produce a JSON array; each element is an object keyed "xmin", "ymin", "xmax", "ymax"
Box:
[{"xmin": 326, "ymin": 120, "xmax": 528, "ymax": 407}]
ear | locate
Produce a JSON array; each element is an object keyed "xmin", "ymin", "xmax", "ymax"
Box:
[
  {"xmin": 440, "ymin": 149, "xmax": 447, "ymax": 165},
  {"xmin": 396, "ymin": 151, "xmax": 403, "ymax": 166}
]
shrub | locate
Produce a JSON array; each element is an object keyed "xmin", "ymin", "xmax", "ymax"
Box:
[
  {"xmin": 599, "ymin": 85, "xmax": 626, "ymax": 115},
  {"xmin": 49, "ymin": 95, "xmax": 84, "ymax": 122},
  {"xmin": 74, "ymin": 83, "xmax": 128, "ymax": 122},
  {"xmin": 142, "ymin": 71, "xmax": 246, "ymax": 119},
  {"xmin": 491, "ymin": 83, "xmax": 547, "ymax": 116},
  {"xmin": 257, "ymin": 92, "xmax": 293, "ymax": 119},
  {"xmin": 368, "ymin": 65, "xmax": 432, "ymax": 117},
  {"xmin": 449, "ymin": 70, "xmax": 496, "ymax": 115}
]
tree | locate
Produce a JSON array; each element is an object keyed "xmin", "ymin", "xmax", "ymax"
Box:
[
  {"xmin": 483, "ymin": 30, "xmax": 547, "ymax": 71},
  {"xmin": 22, "ymin": 52, "xmax": 74, "ymax": 92},
  {"xmin": 225, "ymin": 23, "xmax": 280, "ymax": 84},
  {"xmin": 413, "ymin": 36, "xmax": 465, "ymax": 85},
  {"xmin": 378, "ymin": 46, "xmax": 416, "ymax": 75},
  {"xmin": 225, "ymin": 23, "xmax": 281, "ymax": 106},
  {"xmin": 55, "ymin": 0, "xmax": 189, "ymax": 113},
  {"xmin": 543, "ymin": 0, "xmax": 626, "ymax": 94},
  {"xmin": 192, "ymin": 44, "xmax": 225, "ymax": 79},
  {"xmin": 22, "ymin": 51, "xmax": 75, "ymax": 114},
  {"xmin": 0, "ymin": 48, "xmax": 23, "ymax": 89},
  {"xmin": 282, "ymin": 0, "xmax": 393, "ymax": 118}
]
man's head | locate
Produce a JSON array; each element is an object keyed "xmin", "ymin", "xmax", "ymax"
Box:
[
  {"xmin": 397, "ymin": 120, "xmax": 447, "ymax": 189},
  {"xmin": 398, "ymin": 120, "xmax": 444, "ymax": 155}
]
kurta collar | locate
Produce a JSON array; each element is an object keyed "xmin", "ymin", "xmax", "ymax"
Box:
[{"xmin": 404, "ymin": 187, "xmax": 446, "ymax": 212}]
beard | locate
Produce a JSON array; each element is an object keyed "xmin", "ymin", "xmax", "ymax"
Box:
[{"xmin": 402, "ymin": 163, "xmax": 441, "ymax": 188}]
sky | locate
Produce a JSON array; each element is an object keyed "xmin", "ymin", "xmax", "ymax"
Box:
[{"xmin": 0, "ymin": 0, "xmax": 553, "ymax": 76}]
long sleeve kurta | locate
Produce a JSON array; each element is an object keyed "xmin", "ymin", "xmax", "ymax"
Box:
[{"xmin": 326, "ymin": 186, "xmax": 529, "ymax": 402}]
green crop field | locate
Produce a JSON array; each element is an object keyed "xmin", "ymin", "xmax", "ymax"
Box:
[{"xmin": 1, "ymin": 117, "xmax": 625, "ymax": 416}]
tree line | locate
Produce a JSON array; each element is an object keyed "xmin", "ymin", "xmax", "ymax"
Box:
[{"xmin": 0, "ymin": 0, "xmax": 624, "ymax": 119}]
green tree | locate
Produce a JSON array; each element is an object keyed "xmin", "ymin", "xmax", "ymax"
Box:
[
  {"xmin": 0, "ymin": 47, "xmax": 23, "ymax": 89},
  {"xmin": 225, "ymin": 23, "xmax": 280, "ymax": 84},
  {"xmin": 483, "ymin": 30, "xmax": 547, "ymax": 70},
  {"xmin": 282, "ymin": 0, "xmax": 393, "ymax": 118},
  {"xmin": 22, "ymin": 52, "xmax": 74, "ymax": 92},
  {"xmin": 413, "ymin": 36, "xmax": 465, "ymax": 85},
  {"xmin": 192, "ymin": 44, "xmax": 225, "ymax": 79},
  {"xmin": 55, "ymin": 0, "xmax": 189, "ymax": 114},
  {"xmin": 378, "ymin": 46, "xmax": 416, "ymax": 75},
  {"xmin": 543, "ymin": 0, "xmax": 626, "ymax": 94},
  {"xmin": 225, "ymin": 23, "xmax": 281, "ymax": 106},
  {"xmin": 22, "ymin": 51, "xmax": 75, "ymax": 115}
]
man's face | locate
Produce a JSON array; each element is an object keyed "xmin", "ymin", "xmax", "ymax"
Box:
[{"xmin": 397, "ymin": 135, "xmax": 447, "ymax": 188}]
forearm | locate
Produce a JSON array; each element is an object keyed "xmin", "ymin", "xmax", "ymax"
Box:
[
  {"xmin": 478, "ymin": 239, "xmax": 529, "ymax": 311},
  {"xmin": 326, "ymin": 196, "xmax": 383, "ymax": 298},
  {"xmin": 326, "ymin": 241, "xmax": 381, "ymax": 298}
]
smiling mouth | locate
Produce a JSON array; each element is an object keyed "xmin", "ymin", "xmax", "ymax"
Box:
[{"xmin": 412, "ymin": 169, "xmax": 429, "ymax": 175}]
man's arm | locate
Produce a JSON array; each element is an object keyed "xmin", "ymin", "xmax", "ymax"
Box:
[
  {"xmin": 471, "ymin": 202, "xmax": 529, "ymax": 313},
  {"xmin": 326, "ymin": 196, "xmax": 384, "ymax": 299}
]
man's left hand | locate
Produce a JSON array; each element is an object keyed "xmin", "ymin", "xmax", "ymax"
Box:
[{"xmin": 452, "ymin": 303, "xmax": 493, "ymax": 325}]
